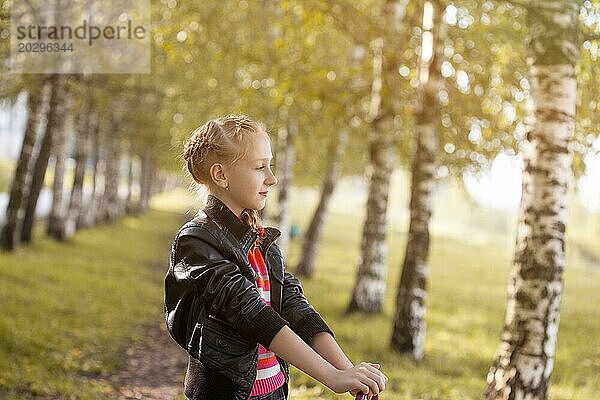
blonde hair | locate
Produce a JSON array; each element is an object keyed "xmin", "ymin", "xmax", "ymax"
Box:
[{"xmin": 183, "ymin": 115, "xmax": 268, "ymax": 227}]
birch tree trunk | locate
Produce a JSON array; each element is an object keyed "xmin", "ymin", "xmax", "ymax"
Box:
[
  {"xmin": 484, "ymin": 2, "xmax": 580, "ymax": 399},
  {"xmin": 0, "ymin": 83, "xmax": 49, "ymax": 251},
  {"xmin": 100, "ymin": 116, "xmax": 121, "ymax": 222},
  {"xmin": 391, "ymin": 0, "xmax": 445, "ymax": 360},
  {"xmin": 125, "ymin": 149, "xmax": 137, "ymax": 215},
  {"xmin": 274, "ymin": 122, "xmax": 297, "ymax": 259},
  {"xmin": 138, "ymin": 147, "xmax": 153, "ymax": 213},
  {"xmin": 47, "ymin": 97, "xmax": 71, "ymax": 239},
  {"xmin": 151, "ymin": 167, "xmax": 165, "ymax": 196},
  {"xmin": 81, "ymin": 110, "xmax": 102, "ymax": 228},
  {"xmin": 21, "ymin": 75, "xmax": 66, "ymax": 243},
  {"xmin": 67, "ymin": 99, "xmax": 92, "ymax": 234},
  {"xmin": 348, "ymin": 38, "xmax": 395, "ymax": 313},
  {"xmin": 295, "ymin": 130, "xmax": 348, "ymax": 278}
]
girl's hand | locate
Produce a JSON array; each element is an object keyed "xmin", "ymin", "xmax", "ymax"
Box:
[
  {"xmin": 350, "ymin": 363, "xmax": 385, "ymax": 399},
  {"xmin": 325, "ymin": 362, "xmax": 388, "ymax": 397}
]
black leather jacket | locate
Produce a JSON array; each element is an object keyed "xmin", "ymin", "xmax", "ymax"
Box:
[{"xmin": 164, "ymin": 195, "xmax": 333, "ymax": 400}]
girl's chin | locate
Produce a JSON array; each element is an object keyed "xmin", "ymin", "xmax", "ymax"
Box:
[{"xmin": 246, "ymin": 199, "xmax": 267, "ymax": 211}]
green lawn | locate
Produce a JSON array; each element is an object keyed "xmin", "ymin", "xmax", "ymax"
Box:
[
  {"xmin": 0, "ymin": 207, "xmax": 184, "ymax": 399},
  {"xmin": 0, "ymin": 183, "xmax": 598, "ymax": 399},
  {"xmin": 282, "ymin": 182, "xmax": 600, "ymax": 400}
]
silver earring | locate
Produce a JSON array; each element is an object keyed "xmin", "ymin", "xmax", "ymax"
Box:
[{"xmin": 225, "ymin": 185, "xmax": 229, "ymax": 191}]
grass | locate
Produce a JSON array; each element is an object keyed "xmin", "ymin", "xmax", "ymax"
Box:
[
  {"xmin": 0, "ymin": 206, "xmax": 184, "ymax": 399},
  {"xmin": 0, "ymin": 180, "xmax": 598, "ymax": 399},
  {"xmin": 280, "ymin": 181, "xmax": 600, "ymax": 400}
]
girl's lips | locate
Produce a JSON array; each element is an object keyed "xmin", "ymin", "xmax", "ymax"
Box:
[{"xmin": 259, "ymin": 191, "xmax": 268, "ymax": 197}]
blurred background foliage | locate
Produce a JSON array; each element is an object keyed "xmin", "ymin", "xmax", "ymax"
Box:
[{"xmin": 0, "ymin": 0, "xmax": 599, "ymax": 399}]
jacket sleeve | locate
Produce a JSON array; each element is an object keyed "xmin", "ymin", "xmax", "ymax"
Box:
[
  {"xmin": 175, "ymin": 230, "xmax": 288, "ymax": 349},
  {"xmin": 281, "ymin": 270, "xmax": 334, "ymax": 344}
]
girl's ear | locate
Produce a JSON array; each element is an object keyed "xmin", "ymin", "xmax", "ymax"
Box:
[{"xmin": 209, "ymin": 163, "xmax": 228, "ymax": 189}]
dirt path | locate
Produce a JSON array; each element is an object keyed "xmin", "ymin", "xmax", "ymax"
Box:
[{"xmin": 109, "ymin": 322, "xmax": 188, "ymax": 399}]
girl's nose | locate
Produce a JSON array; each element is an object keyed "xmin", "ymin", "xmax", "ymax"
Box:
[{"xmin": 267, "ymin": 170, "xmax": 277, "ymax": 186}]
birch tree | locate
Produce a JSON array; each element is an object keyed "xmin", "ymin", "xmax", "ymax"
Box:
[
  {"xmin": 81, "ymin": 106, "xmax": 104, "ymax": 228},
  {"xmin": 347, "ymin": 0, "xmax": 409, "ymax": 313},
  {"xmin": 47, "ymin": 94, "xmax": 72, "ymax": 239},
  {"xmin": 0, "ymin": 81, "xmax": 49, "ymax": 250},
  {"xmin": 21, "ymin": 75, "xmax": 67, "ymax": 243},
  {"xmin": 274, "ymin": 122, "xmax": 296, "ymax": 258},
  {"xmin": 138, "ymin": 147, "xmax": 154, "ymax": 213},
  {"xmin": 67, "ymin": 93, "xmax": 94, "ymax": 232},
  {"xmin": 347, "ymin": 37, "xmax": 395, "ymax": 313},
  {"xmin": 391, "ymin": 0, "xmax": 446, "ymax": 360},
  {"xmin": 484, "ymin": 1, "xmax": 581, "ymax": 399},
  {"xmin": 295, "ymin": 130, "xmax": 348, "ymax": 278},
  {"xmin": 99, "ymin": 114, "xmax": 122, "ymax": 222}
]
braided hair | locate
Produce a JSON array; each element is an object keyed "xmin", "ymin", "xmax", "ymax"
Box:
[{"xmin": 183, "ymin": 115, "xmax": 268, "ymax": 228}]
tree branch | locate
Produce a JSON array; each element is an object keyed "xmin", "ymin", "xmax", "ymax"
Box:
[
  {"xmin": 498, "ymin": 0, "xmax": 571, "ymax": 13},
  {"xmin": 583, "ymin": 32, "xmax": 600, "ymax": 41},
  {"xmin": 501, "ymin": 0, "xmax": 534, "ymax": 11},
  {"xmin": 305, "ymin": 0, "xmax": 384, "ymax": 47}
]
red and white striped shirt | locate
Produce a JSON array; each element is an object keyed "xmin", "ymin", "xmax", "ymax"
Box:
[{"xmin": 247, "ymin": 245, "xmax": 285, "ymax": 396}]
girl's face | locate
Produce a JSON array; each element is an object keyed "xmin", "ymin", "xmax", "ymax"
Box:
[{"xmin": 221, "ymin": 132, "xmax": 277, "ymax": 217}]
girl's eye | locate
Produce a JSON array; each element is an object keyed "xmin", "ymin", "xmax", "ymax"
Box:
[{"xmin": 257, "ymin": 164, "xmax": 275, "ymax": 170}]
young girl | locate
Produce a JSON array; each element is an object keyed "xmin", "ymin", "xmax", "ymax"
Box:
[{"xmin": 164, "ymin": 115, "xmax": 388, "ymax": 400}]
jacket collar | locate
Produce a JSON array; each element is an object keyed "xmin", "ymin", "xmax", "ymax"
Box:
[
  {"xmin": 202, "ymin": 195, "xmax": 281, "ymax": 253},
  {"xmin": 203, "ymin": 194, "xmax": 250, "ymax": 240}
]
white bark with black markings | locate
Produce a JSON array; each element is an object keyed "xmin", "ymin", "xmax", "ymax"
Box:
[
  {"xmin": 21, "ymin": 75, "xmax": 66, "ymax": 243},
  {"xmin": 0, "ymin": 83, "xmax": 49, "ymax": 250},
  {"xmin": 47, "ymin": 96, "xmax": 71, "ymax": 239},
  {"xmin": 484, "ymin": 2, "xmax": 580, "ymax": 399},
  {"xmin": 274, "ymin": 123, "xmax": 296, "ymax": 259},
  {"xmin": 348, "ymin": 38, "xmax": 394, "ymax": 313},
  {"xmin": 391, "ymin": 0, "xmax": 445, "ymax": 360}
]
